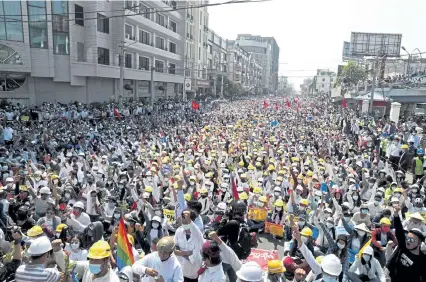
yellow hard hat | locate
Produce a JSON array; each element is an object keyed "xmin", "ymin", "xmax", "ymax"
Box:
[
  {"xmin": 253, "ymin": 187, "xmax": 262, "ymax": 194},
  {"xmin": 267, "ymin": 260, "xmax": 286, "ymax": 274},
  {"xmin": 248, "ymin": 164, "xmax": 255, "ymax": 170},
  {"xmin": 274, "ymin": 199, "xmax": 284, "ymax": 207},
  {"xmin": 19, "ymin": 185, "xmax": 28, "ymax": 191},
  {"xmin": 87, "ymin": 241, "xmax": 112, "ymax": 259},
  {"xmin": 238, "ymin": 161, "xmax": 245, "ymax": 166},
  {"xmin": 300, "ymin": 227, "xmax": 313, "ymax": 237},
  {"xmin": 401, "ymin": 144, "xmax": 409, "ymax": 149},
  {"xmin": 259, "ymin": 196, "xmax": 268, "ymax": 203},
  {"xmin": 51, "ymin": 174, "xmax": 59, "ymax": 180},
  {"xmin": 315, "ymin": 256, "xmax": 324, "ymax": 264},
  {"xmin": 55, "ymin": 223, "xmax": 68, "ymax": 233},
  {"xmin": 206, "ymin": 172, "xmax": 214, "ymax": 178},
  {"xmin": 307, "ymin": 171, "xmax": 314, "ymax": 177},
  {"xmin": 239, "ymin": 192, "xmax": 249, "ymax": 200},
  {"xmin": 240, "ymin": 173, "xmax": 247, "ymax": 179},
  {"xmin": 380, "ymin": 218, "xmax": 391, "ymax": 226},
  {"xmin": 184, "ymin": 193, "xmax": 191, "ymax": 201},
  {"xmin": 300, "ymin": 199, "xmax": 309, "ymax": 206},
  {"xmin": 297, "ymin": 174, "xmax": 304, "ymax": 180},
  {"xmin": 145, "ymin": 186, "xmax": 153, "ymax": 193},
  {"xmin": 200, "ymin": 188, "xmax": 208, "ymax": 194},
  {"xmin": 255, "ymin": 162, "xmax": 262, "ymax": 167},
  {"xmin": 268, "ymin": 164, "xmax": 275, "ymax": 171},
  {"xmin": 393, "ymin": 188, "xmax": 403, "ymax": 193},
  {"xmin": 27, "ymin": 226, "xmax": 44, "ymax": 237}
]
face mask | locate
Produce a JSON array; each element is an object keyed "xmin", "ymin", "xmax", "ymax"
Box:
[
  {"xmin": 394, "ymin": 193, "xmax": 401, "ymax": 198},
  {"xmin": 71, "ymin": 242, "xmax": 80, "ymax": 250},
  {"xmin": 114, "ymin": 213, "xmax": 120, "ymax": 219},
  {"xmin": 357, "ymin": 230, "xmax": 366, "ymax": 237},
  {"xmin": 301, "ymin": 236, "xmax": 309, "ymax": 243},
  {"xmin": 190, "ymin": 181, "xmax": 195, "ymax": 186},
  {"xmin": 182, "ymin": 224, "xmax": 191, "ymax": 230},
  {"xmin": 337, "ymin": 242, "xmax": 345, "ymax": 249},
  {"xmin": 108, "ymin": 202, "xmax": 115, "ymax": 209},
  {"xmin": 344, "ymin": 216, "xmax": 351, "ymax": 222},
  {"xmin": 353, "ymin": 195, "xmax": 359, "ymax": 200},
  {"xmin": 258, "ymin": 202, "xmax": 264, "ymax": 207},
  {"xmin": 362, "ymin": 255, "xmax": 371, "ymax": 262},
  {"xmin": 374, "ymin": 200, "xmax": 380, "ymax": 206},
  {"xmin": 322, "ymin": 273, "xmax": 338, "ymax": 282},
  {"xmin": 274, "ymin": 192, "xmax": 280, "ymax": 196},
  {"xmin": 89, "ymin": 263, "xmax": 103, "ymax": 275},
  {"xmin": 65, "ymin": 193, "xmax": 71, "ymax": 199},
  {"xmin": 275, "ymin": 181, "xmax": 281, "ymax": 186},
  {"xmin": 361, "ymin": 209, "xmax": 368, "ymax": 215},
  {"xmin": 73, "ymin": 211, "xmax": 80, "ymax": 217},
  {"xmin": 276, "ymin": 207, "xmax": 282, "ymax": 211},
  {"xmin": 326, "ymin": 222, "xmax": 334, "ymax": 229},
  {"xmin": 298, "ymin": 221, "xmax": 305, "ymax": 228},
  {"xmin": 152, "ymin": 222, "xmax": 160, "ymax": 229},
  {"xmin": 381, "ymin": 226, "xmax": 390, "ymax": 233},
  {"xmin": 56, "ymin": 232, "xmax": 61, "ymax": 237},
  {"xmin": 297, "ymin": 180, "xmax": 302, "ymax": 184}
]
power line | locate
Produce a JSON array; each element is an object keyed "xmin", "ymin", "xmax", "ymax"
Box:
[{"xmin": 3, "ymin": 0, "xmax": 271, "ymax": 23}]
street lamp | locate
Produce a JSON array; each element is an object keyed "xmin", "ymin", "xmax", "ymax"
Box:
[{"xmin": 401, "ymin": 46, "xmax": 422, "ymax": 75}]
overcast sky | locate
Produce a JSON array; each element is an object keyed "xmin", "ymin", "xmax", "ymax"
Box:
[{"xmin": 208, "ymin": 0, "xmax": 426, "ymax": 90}]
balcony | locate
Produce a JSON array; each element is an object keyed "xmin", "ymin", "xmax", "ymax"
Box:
[
  {"xmin": 126, "ymin": 15, "xmax": 181, "ymax": 41},
  {"xmin": 125, "ymin": 38, "xmax": 182, "ymax": 61}
]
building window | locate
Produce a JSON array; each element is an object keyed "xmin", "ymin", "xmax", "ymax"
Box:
[
  {"xmin": 155, "ymin": 36, "xmax": 165, "ymax": 50},
  {"xmin": 52, "ymin": 1, "xmax": 69, "ymax": 55},
  {"xmin": 139, "ymin": 30, "xmax": 150, "ymax": 45},
  {"xmin": 199, "ymin": 47, "xmax": 201, "ymax": 60},
  {"xmin": 140, "ymin": 5, "xmax": 150, "ymax": 20},
  {"xmin": 77, "ymin": 42, "xmax": 85, "ymax": 62},
  {"xmin": 27, "ymin": 1, "xmax": 47, "ymax": 48},
  {"xmin": 139, "ymin": 56, "xmax": 149, "ymax": 70},
  {"xmin": 169, "ymin": 20, "xmax": 177, "ymax": 32},
  {"xmin": 155, "ymin": 60, "xmax": 164, "ymax": 73},
  {"xmin": 199, "ymin": 29, "xmax": 202, "ymax": 42},
  {"xmin": 169, "ymin": 63, "xmax": 176, "ymax": 74},
  {"xmin": 97, "ymin": 47, "xmax": 109, "ymax": 65},
  {"xmin": 322, "ymin": 84, "xmax": 324, "ymax": 88},
  {"xmin": 322, "ymin": 78, "xmax": 325, "ymax": 82},
  {"xmin": 169, "ymin": 42, "xmax": 176, "ymax": 54},
  {"xmin": 0, "ymin": 0, "xmax": 23, "ymax": 41},
  {"xmin": 125, "ymin": 53, "xmax": 132, "ymax": 68},
  {"xmin": 97, "ymin": 13, "xmax": 109, "ymax": 33},
  {"xmin": 125, "ymin": 24, "xmax": 133, "ymax": 39},
  {"xmin": 156, "ymin": 14, "xmax": 165, "ymax": 27},
  {"xmin": 74, "ymin": 4, "xmax": 84, "ymax": 26}
]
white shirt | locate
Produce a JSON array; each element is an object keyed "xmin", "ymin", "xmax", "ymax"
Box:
[
  {"xmin": 132, "ymin": 252, "xmax": 184, "ymax": 282},
  {"xmin": 64, "ymin": 244, "xmax": 88, "ymax": 261},
  {"xmin": 66, "ymin": 212, "xmax": 91, "ymax": 234},
  {"xmin": 349, "ymin": 257, "xmax": 386, "ymax": 282},
  {"xmin": 174, "ymin": 222, "xmax": 204, "ymax": 279}
]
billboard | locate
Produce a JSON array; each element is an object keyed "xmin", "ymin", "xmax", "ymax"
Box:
[{"xmin": 350, "ymin": 32, "xmax": 402, "ymax": 57}]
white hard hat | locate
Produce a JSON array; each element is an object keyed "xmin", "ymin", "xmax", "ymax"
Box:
[
  {"xmin": 39, "ymin": 187, "xmax": 51, "ymax": 195},
  {"xmin": 236, "ymin": 261, "xmax": 263, "ymax": 282},
  {"xmin": 321, "ymin": 254, "xmax": 343, "ymax": 276},
  {"xmin": 73, "ymin": 201, "xmax": 85, "ymax": 209},
  {"xmin": 363, "ymin": 246, "xmax": 374, "ymax": 256},
  {"xmin": 5, "ymin": 177, "xmax": 13, "ymax": 183},
  {"xmin": 27, "ymin": 236, "xmax": 52, "ymax": 256},
  {"xmin": 274, "ymin": 186, "xmax": 281, "ymax": 192},
  {"xmin": 152, "ymin": 216, "xmax": 161, "ymax": 223},
  {"xmin": 217, "ymin": 202, "xmax": 227, "ymax": 211}
]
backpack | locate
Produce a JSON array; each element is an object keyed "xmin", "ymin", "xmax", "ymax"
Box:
[{"xmin": 230, "ymin": 223, "xmax": 252, "ymax": 260}]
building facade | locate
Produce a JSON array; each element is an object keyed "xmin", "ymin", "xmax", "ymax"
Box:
[
  {"xmin": 0, "ymin": 0, "xmax": 186, "ymax": 105},
  {"xmin": 313, "ymin": 69, "xmax": 336, "ymax": 94},
  {"xmin": 207, "ymin": 28, "xmax": 227, "ymax": 96}
]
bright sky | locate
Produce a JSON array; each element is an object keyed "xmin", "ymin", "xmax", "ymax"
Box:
[{"xmin": 208, "ymin": 0, "xmax": 426, "ymax": 90}]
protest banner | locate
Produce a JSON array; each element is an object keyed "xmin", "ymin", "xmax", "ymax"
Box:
[
  {"xmin": 265, "ymin": 222, "xmax": 284, "ymax": 237},
  {"xmin": 163, "ymin": 209, "xmax": 175, "ymax": 223},
  {"xmin": 243, "ymin": 248, "xmax": 279, "ymax": 270},
  {"xmin": 248, "ymin": 208, "xmax": 268, "ymax": 221}
]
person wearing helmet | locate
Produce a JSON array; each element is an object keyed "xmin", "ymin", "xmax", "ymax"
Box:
[
  {"xmin": 271, "ymin": 199, "xmax": 285, "ymax": 226},
  {"xmin": 14, "ymin": 205, "xmax": 35, "ymax": 233},
  {"xmin": 132, "ymin": 236, "xmax": 183, "ymax": 282},
  {"xmin": 406, "ymin": 196, "xmax": 426, "ymax": 213},
  {"xmin": 36, "ymin": 205, "xmax": 62, "ymax": 238},
  {"xmin": 347, "ymin": 246, "xmax": 386, "ymax": 282},
  {"xmin": 198, "ymin": 187, "xmax": 211, "ymax": 216},
  {"xmin": 265, "ymin": 260, "xmax": 286, "ymax": 282},
  {"xmin": 371, "ymin": 217, "xmax": 397, "ymax": 266},
  {"xmin": 16, "ymin": 236, "xmax": 61, "ymax": 282},
  {"xmin": 27, "ymin": 185, "xmax": 55, "ymax": 220},
  {"xmin": 398, "ymin": 143, "xmax": 409, "ymax": 173},
  {"xmin": 387, "ymin": 206, "xmax": 426, "ymax": 282},
  {"xmin": 53, "ymin": 239, "xmax": 120, "ymax": 281},
  {"xmin": 412, "ymin": 149, "xmax": 425, "ymax": 181},
  {"xmin": 236, "ymin": 261, "xmax": 262, "ymax": 282},
  {"xmin": 402, "ymin": 212, "xmax": 426, "ymax": 237},
  {"xmin": 66, "ymin": 201, "xmax": 91, "ymax": 235}
]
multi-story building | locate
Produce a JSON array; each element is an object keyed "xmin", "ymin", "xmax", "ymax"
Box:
[
  {"xmin": 236, "ymin": 34, "xmax": 280, "ymax": 94},
  {"xmin": 277, "ymin": 76, "xmax": 288, "ymax": 94},
  {"xmin": 0, "ymin": 0, "xmax": 186, "ymax": 105},
  {"xmin": 313, "ymin": 69, "xmax": 336, "ymax": 94},
  {"xmin": 207, "ymin": 28, "xmax": 227, "ymax": 96},
  {"xmin": 227, "ymin": 40, "xmax": 262, "ymax": 94},
  {"xmin": 182, "ymin": 0, "xmax": 209, "ymax": 97}
]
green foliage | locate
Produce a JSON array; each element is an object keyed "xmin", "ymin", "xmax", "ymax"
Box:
[
  {"xmin": 336, "ymin": 61, "xmax": 367, "ymax": 87},
  {"xmin": 214, "ymin": 75, "xmax": 242, "ymax": 96}
]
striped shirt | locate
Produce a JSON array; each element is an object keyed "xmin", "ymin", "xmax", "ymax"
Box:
[{"xmin": 15, "ymin": 264, "xmax": 60, "ymax": 282}]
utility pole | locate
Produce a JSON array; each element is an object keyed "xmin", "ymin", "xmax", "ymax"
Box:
[
  {"xmin": 150, "ymin": 67, "xmax": 155, "ymax": 107},
  {"xmin": 369, "ymin": 56, "xmax": 378, "ymax": 114},
  {"xmin": 119, "ymin": 43, "xmax": 124, "ymax": 105}
]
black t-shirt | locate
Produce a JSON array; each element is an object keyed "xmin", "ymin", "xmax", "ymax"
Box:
[
  {"xmin": 217, "ymin": 218, "xmax": 241, "ymax": 244},
  {"xmin": 0, "ymin": 259, "xmax": 21, "ymax": 281}
]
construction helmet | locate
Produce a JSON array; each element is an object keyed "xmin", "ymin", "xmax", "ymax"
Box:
[
  {"xmin": 87, "ymin": 241, "xmax": 112, "ymax": 259},
  {"xmin": 274, "ymin": 199, "xmax": 284, "ymax": 207},
  {"xmin": 321, "ymin": 254, "xmax": 342, "ymax": 276},
  {"xmin": 253, "ymin": 187, "xmax": 262, "ymax": 194},
  {"xmin": 199, "ymin": 188, "xmax": 208, "ymax": 194},
  {"xmin": 379, "ymin": 218, "xmax": 391, "ymax": 226},
  {"xmin": 157, "ymin": 236, "xmax": 175, "ymax": 253},
  {"xmin": 236, "ymin": 261, "xmax": 263, "ymax": 281},
  {"xmin": 300, "ymin": 227, "xmax": 313, "ymax": 237},
  {"xmin": 267, "ymin": 260, "xmax": 286, "ymax": 274},
  {"xmin": 55, "ymin": 223, "xmax": 68, "ymax": 233},
  {"xmin": 145, "ymin": 186, "xmax": 153, "ymax": 193},
  {"xmin": 239, "ymin": 192, "xmax": 249, "ymax": 200},
  {"xmin": 299, "ymin": 199, "xmax": 309, "ymax": 206},
  {"xmin": 27, "ymin": 236, "xmax": 52, "ymax": 256},
  {"xmin": 259, "ymin": 196, "xmax": 268, "ymax": 203},
  {"xmin": 184, "ymin": 193, "xmax": 191, "ymax": 201},
  {"xmin": 27, "ymin": 225, "xmax": 44, "ymax": 237},
  {"xmin": 39, "ymin": 187, "xmax": 51, "ymax": 195}
]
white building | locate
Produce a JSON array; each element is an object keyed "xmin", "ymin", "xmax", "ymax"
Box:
[
  {"xmin": 313, "ymin": 69, "xmax": 336, "ymax": 94},
  {"xmin": 0, "ymin": 0, "xmax": 186, "ymax": 105},
  {"xmin": 183, "ymin": 0, "xmax": 209, "ymax": 97}
]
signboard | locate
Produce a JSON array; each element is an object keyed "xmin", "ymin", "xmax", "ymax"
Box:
[
  {"xmin": 248, "ymin": 208, "xmax": 268, "ymax": 221},
  {"xmin": 243, "ymin": 248, "xmax": 279, "ymax": 270},
  {"xmin": 196, "ymin": 80, "xmax": 211, "ymax": 88},
  {"xmin": 350, "ymin": 32, "xmax": 402, "ymax": 57},
  {"xmin": 265, "ymin": 222, "xmax": 284, "ymax": 237},
  {"xmin": 184, "ymin": 78, "xmax": 192, "ymax": 91},
  {"xmin": 163, "ymin": 209, "xmax": 175, "ymax": 223}
]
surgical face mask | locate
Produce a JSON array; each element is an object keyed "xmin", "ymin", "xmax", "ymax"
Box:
[
  {"xmin": 326, "ymin": 222, "xmax": 334, "ymax": 229},
  {"xmin": 152, "ymin": 222, "xmax": 160, "ymax": 229},
  {"xmin": 322, "ymin": 273, "xmax": 338, "ymax": 282},
  {"xmin": 411, "ymin": 189, "xmax": 418, "ymax": 194},
  {"xmin": 337, "ymin": 242, "xmax": 345, "ymax": 249},
  {"xmin": 71, "ymin": 242, "xmax": 80, "ymax": 250},
  {"xmin": 374, "ymin": 200, "xmax": 380, "ymax": 206},
  {"xmin": 394, "ymin": 193, "xmax": 401, "ymax": 198},
  {"xmin": 108, "ymin": 202, "xmax": 115, "ymax": 209},
  {"xmin": 182, "ymin": 224, "xmax": 191, "ymax": 230},
  {"xmin": 114, "ymin": 213, "xmax": 120, "ymax": 219},
  {"xmin": 65, "ymin": 193, "xmax": 71, "ymax": 199},
  {"xmin": 301, "ymin": 236, "xmax": 309, "ymax": 244},
  {"xmin": 362, "ymin": 254, "xmax": 371, "ymax": 262},
  {"xmin": 361, "ymin": 209, "xmax": 368, "ymax": 215},
  {"xmin": 189, "ymin": 181, "xmax": 195, "ymax": 186},
  {"xmin": 274, "ymin": 192, "xmax": 280, "ymax": 196},
  {"xmin": 89, "ymin": 263, "xmax": 103, "ymax": 275},
  {"xmin": 297, "ymin": 180, "xmax": 302, "ymax": 184},
  {"xmin": 298, "ymin": 221, "xmax": 305, "ymax": 228},
  {"xmin": 258, "ymin": 202, "xmax": 264, "ymax": 207},
  {"xmin": 353, "ymin": 195, "xmax": 359, "ymax": 200},
  {"xmin": 357, "ymin": 230, "xmax": 366, "ymax": 237},
  {"xmin": 344, "ymin": 216, "xmax": 351, "ymax": 222},
  {"xmin": 275, "ymin": 181, "xmax": 281, "ymax": 186},
  {"xmin": 275, "ymin": 207, "xmax": 282, "ymax": 211},
  {"xmin": 56, "ymin": 232, "xmax": 61, "ymax": 238}
]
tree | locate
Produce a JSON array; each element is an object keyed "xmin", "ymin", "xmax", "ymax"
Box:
[
  {"xmin": 213, "ymin": 75, "xmax": 239, "ymax": 97},
  {"xmin": 335, "ymin": 61, "xmax": 367, "ymax": 88}
]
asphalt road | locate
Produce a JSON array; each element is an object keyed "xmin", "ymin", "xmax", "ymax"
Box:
[{"xmin": 256, "ymin": 233, "xmax": 285, "ymax": 258}]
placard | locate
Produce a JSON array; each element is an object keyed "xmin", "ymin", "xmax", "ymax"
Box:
[
  {"xmin": 265, "ymin": 222, "xmax": 284, "ymax": 237},
  {"xmin": 248, "ymin": 208, "xmax": 268, "ymax": 221},
  {"xmin": 163, "ymin": 209, "xmax": 175, "ymax": 223},
  {"xmin": 242, "ymin": 248, "xmax": 279, "ymax": 270}
]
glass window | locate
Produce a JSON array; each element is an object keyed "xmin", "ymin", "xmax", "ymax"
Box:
[
  {"xmin": 140, "ymin": 5, "xmax": 150, "ymax": 20},
  {"xmin": 169, "ymin": 42, "xmax": 176, "ymax": 54},
  {"xmin": 98, "ymin": 47, "xmax": 109, "ymax": 65},
  {"xmin": 155, "ymin": 36, "xmax": 165, "ymax": 50},
  {"xmin": 139, "ymin": 56, "xmax": 149, "ymax": 70},
  {"xmin": 155, "ymin": 60, "xmax": 164, "ymax": 73},
  {"xmin": 125, "ymin": 24, "xmax": 133, "ymax": 39},
  {"xmin": 75, "ymin": 4, "xmax": 84, "ymax": 26},
  {"xmin": 169, "ymin": 20, "xmax": 176, "ymax": 32},
  {"xmin": 97, "ymin": 13, "xmax": 109, "ymax": 33},
  {"xmin": 0, "ymin": 1, "xmax": 23, "ymax": 41},
  {"xmin": 169, "ymin": 63, "xmax": 175, "ymax": 74},
  {"xmin": 156, "ymin": 14, "xmax": 165, "ymax": 27},
  {"xmin": 125, "ymin": 53, "xmax": 132, "ymax": 68},
  {"xmin": 139, "ymin": 30, "xmax": 150, "ymax": 45},
  {"xmin": 77, "ymin": 42, "xmax": 85, "ymax": 62},
  {"xmin": 51, "ymin": 0, "xmax": 69, "ymax": 55},
  {"xmin": 27, "ymin": 1, "xmax": 47, "ymax": 48}
]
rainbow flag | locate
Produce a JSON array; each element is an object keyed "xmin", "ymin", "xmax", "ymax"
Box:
[{"xmin": 116, "ymin": 217, "xmax": 135, "ymax": 270}]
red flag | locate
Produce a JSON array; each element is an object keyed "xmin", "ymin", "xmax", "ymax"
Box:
[
  {"xmin": 286, "ymin": 99, "xmax": 291, "ymax": 108},
  {"xmin": 264, "ymin": 100, "xmax": 269, "ymax": 109},
  {"xmin": 113, "ymin": 107, "xmax": 121, "ymax": 119},
  {"xmin": 231, "ymin": 175, "xmax": 239, "ymax": 200},
  {"xmin": 192, "ymin": 100, "xmax": 199, "ymax": 110},
  {"xmin": 342, "ymin": 98, "xmax": 347, "ymax": 108},
  {"xmin": 275, "ymin": 103, "xmax": 279, "ymax": 111}
]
